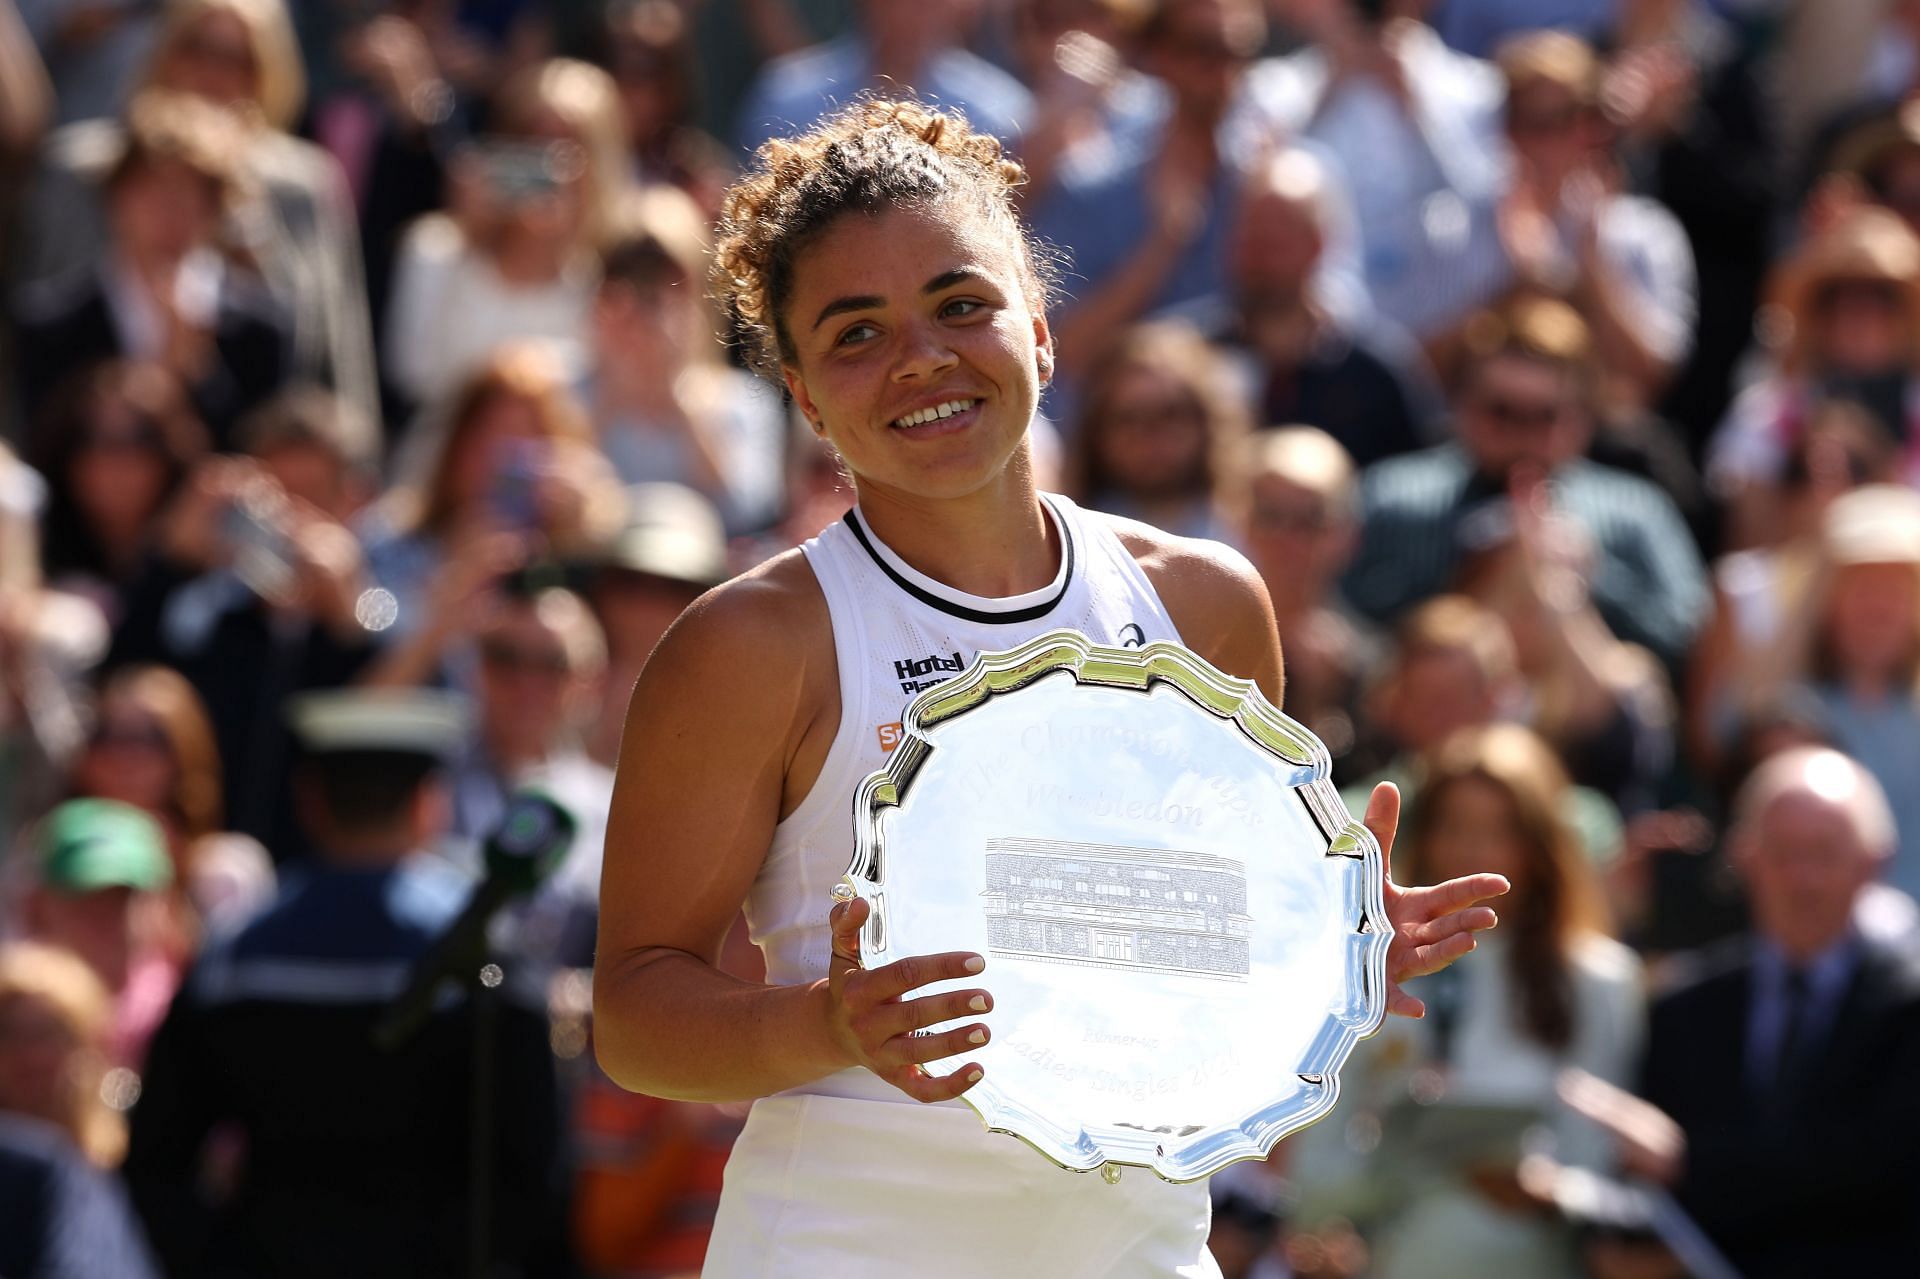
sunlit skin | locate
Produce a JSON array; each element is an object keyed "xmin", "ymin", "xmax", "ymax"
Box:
[
  {"xmin": 1824, "ymin": 562, "xmax": 1920, "ymax": 697},
  {"xmin": 593, "ymin": 192, "xmax": 1508, "ymax": 1112}
]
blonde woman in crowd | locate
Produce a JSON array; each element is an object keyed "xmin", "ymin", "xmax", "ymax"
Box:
[
  {"xmin": 384, "ymin": 57, "xmax": 628, "ymax": 408},
  {"xmin": 18, "ymin": 0, "xmax": 380, "ymax": 440},
  {"xmin": 0, "ymin": 940, "xmax": 126, "ymax": 1168}
]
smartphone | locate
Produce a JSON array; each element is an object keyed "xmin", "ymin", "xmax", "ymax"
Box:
[
  {"xmin": 223, "ymin": 500, "xmax": 299, "ymax": 601},
  {"xmin": 488, "ymin": 439, "xmax": 547, "ymax": 530},
  {"xmin": 468, "ymin": 138, "xmax": 584, "ymax": 205}
]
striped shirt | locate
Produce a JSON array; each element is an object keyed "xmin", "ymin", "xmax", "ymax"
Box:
[{"xmin": 1341, "ymin": 445, "xmax": 1709, "ymax": 669}]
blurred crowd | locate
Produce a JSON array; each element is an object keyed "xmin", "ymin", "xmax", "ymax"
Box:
[{"xmin": 2, "ymin": 0, "xmax": 1920, "ymax": 1277}]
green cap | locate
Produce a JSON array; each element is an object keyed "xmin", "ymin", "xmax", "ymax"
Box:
[{"xmin": 37, "ymin": 799, "xmax": 173, "ymax": 894}]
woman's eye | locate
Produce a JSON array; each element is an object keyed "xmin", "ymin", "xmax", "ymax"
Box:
[
  {"xmin": 835, "ymin": 322, "xmax": 879, "ymax": 346},
  {"xmin": 942, "ymin": 298, "xmax": 985, "ymax": 319}
]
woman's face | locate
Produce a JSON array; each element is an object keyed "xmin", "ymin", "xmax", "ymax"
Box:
[
  {"xmin": 76, "ymin": 695, "xmax": 178, "ymax": 817},
  {"xmin": 449, "ymin": 394, "xmax": 546, "ymax": 521},
  {"xmin": 108, "ymin": 157, "xmax": 222, "ymax": 265},
  {"xmin": 1813, "ymin": 278, "xmax": 1911, "ymax": 375},
  {"xmin": 1088, "ymin": 366, "xmax": 1210, "ymax": 501},
  {"xmin": 779, "ymin": 202, "xmax": 1051, "ymax": 507},
  {"xmin": 1824, "ymin": 561, "xmax": 1920, "ymax": 681},
  {"xmin": 1419, "ymin": 775, "xmax": 1531, "ymax": 896},
  {"xmin": 0, "ymin": 993, "xmax": 79, "ymax": 1124},
  {"xmin": 68, "ymin": 405, "xmax": 172, "ymax": 539},
  {"xmin": 155, "ymin": 10, "xmax": 261, "ymax": 111}
]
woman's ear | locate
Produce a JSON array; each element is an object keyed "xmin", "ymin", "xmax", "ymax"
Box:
[
  {"xmin": 1032, "ymin": 314, "xmax": 1056, "ymax": 386},
  {"xmin": 783, "ymin": 366, "xmax": 826, "ymax": 435}
]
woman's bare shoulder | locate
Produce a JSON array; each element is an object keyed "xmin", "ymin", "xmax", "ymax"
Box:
[
  {"xmin": 1083, "ymin": 509, "xmax": 1282, "ymax": 697},
  {"xmin": 648, "ymin": 547, "xmax": 833, "ymax": 689}
]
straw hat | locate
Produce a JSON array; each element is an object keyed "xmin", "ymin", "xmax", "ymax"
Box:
[
  {"xmin": 1822, "ymin": 483, "xmax": 1920, "ymax": 568},
  {"xmin": 1767, "ymin": 206, "xmax": 1920, "ymax": 372}
]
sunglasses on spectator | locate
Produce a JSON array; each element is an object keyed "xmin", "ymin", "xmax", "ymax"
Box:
[
  {"xmin": 479, "ymin": 639, "xmax": 571, "ymax": 677},
  {"xmin": 1506, "ymin": 105, "xmax": 1585, "ymax": 137},
  {"xmin": 1248, "ymin": 502, "xmax": 1334, "ymax": 534},
  {"xmin": 1473, "ymin": 395, "xmax": 1562, "ymax": 429},
  {"xmin": 1813, "ymin": 279, "xmax": 1906, "ymax": 313},
  {"xmin": 90, "ymin": 720, "xmax": 171, "ymax": 752},
  {"xmin": 173, "ymin": 30, "xmax": 257, "ymax": 73},
  {"xmin": 79, "ymin": 423, "xmax": 163, "ymax": 454}
]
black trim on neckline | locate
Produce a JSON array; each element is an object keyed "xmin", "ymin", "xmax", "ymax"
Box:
[{"xmin": 841, "ymin": 496, "xmax": 1076, "ymax": 625}]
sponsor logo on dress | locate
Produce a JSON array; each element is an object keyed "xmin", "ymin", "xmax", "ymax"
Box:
[
  {"xmin": 876, "ymin": 721, "xmax": 904, "ymax": 752},
  {"xmin": 1118, "ymin": 622, "xmax": 1146, "ymax": 648},
  {"xmin": 893, "ymin": 650, "xmax": 965, "ymax": 694}
]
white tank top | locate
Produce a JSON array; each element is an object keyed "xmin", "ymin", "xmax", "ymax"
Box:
[{"xmin": 748, "ymin": 492, "xmax": 1182, "ymax": 1101}]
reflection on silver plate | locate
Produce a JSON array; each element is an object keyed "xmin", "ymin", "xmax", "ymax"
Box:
[{"xmin": 844, "ymin": 629, "xmax": 1392, "ymax": 1184}]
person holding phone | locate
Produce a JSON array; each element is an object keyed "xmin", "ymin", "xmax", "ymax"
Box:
[{"xmin": 594, "ymin": 97, "xmax": 1509, "ymax": 1276}]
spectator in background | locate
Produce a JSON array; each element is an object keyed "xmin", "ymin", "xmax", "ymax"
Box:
[
  {"xmin": 447, "ymin": 586, "xmax": 612, "ymax": 966},
  {"xmin": 1343, "ymin": 296, "xmax": 1707, "ymax": 673},
  {"xmin": 1450, "ymin": 475, "xmax": 1676, "ymax": 815},
  {"xmin": 1066, "ymin": 321, "xmax": 1248, "ymax": 541},
  {"xmin": 1252, "ymin": 0, "xmax": 1506, "ymax": 339},
  {"xmin": 12, "ymin": 91, "xmax": 289, "ymax": 450},
  {"xmin": 384, "ymin": 57, "xmax": 626, "ymax": 411},
  {"xmin": 12, "ymin": 800, "xmax": 178, "ymax": 1069},
  {"xmin": 1235, "ymin": 426, "xmax": 1375, "ymax": 774},
  {"xmin": 733, "ymin": 0, "xmax": 1032, "ymax": 155},
  {"xmin": 27, "ymin": 362, "xmax": 207, "ymax": 624},
  {"xmin": 125, "ymin": 689, "xmax": 570, "ymax": 1279},
  {"xmin": 0, "ymin": 940, "xmax": 127, "ymax": 1170},
  {"xmin": 360, "ymin": 343, "xmax": 626, "ymax": 689},
  {"xmin": 1708, "ymin": 205, "xmax": 1920, "ymax": 549},
  {"xmin": 1568, "ymin": 748, "xmax": 1920, "ymax": 1279},
  {"xmin": 585, "ymin": 189, "xmax": 786, "ymax": 533},
  {"xmin": 18, "ymin": 0, "xmax": 382, "ymax": 441},
  {"xmin": 1742, "ymin": 485, "xmax": 1920, "ymax": 903},
  {"xmin": 1475, "ymin": 32, "xmax": 1696, "ymax": 417},
  {"xmin": 0, "ymin": 941, "xmax": 159, "ymax": 1279},
  {"xmin": 1343, "ymin": 595, "xmax": 1622, "ymax": 866},
  {"xmin": 1204, "ymin": 145, "xmax": 1441, "ymax": 468},
  {"xmin": 584, "ymin": 482, "xmax": 731, "ymax": 769},
  {"xmin": 1002, "ymin": 0, "xmax": 1157, "ymax": 200},
  {"xmin": 109, "ymin": 387, "xmax": 380, "ymax": 859},
  {"xmin": 1687, "ymin": 400, "xmax": 1897, "ymax": 775},
  {"xmin": 1293, "ymin": 725, "xmax": 1641, "ymax": 1279},
  {"xmin": 599, "ymin": 0, "xmax": 734, "ymax": 217},
  {"xmin": 1029, "ymin": 0, "xmax": 1369, "ymax": 370}
]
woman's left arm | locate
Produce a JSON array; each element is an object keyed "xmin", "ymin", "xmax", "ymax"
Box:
[{"xmin": 1119, "ymin": 521, "xmax": 1510, "ymax": 1018}]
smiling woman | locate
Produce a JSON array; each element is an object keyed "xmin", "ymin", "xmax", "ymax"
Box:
[{"xmin": 593, "ymin": 98, "xmax": 1507, "ymax": 1277}]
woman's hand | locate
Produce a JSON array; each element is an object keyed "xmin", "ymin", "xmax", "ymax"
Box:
[
  {"xmin": 1363, "ymin": 782, "xmax": 1510, "ymax": 1018},
  {"xmin": 824, "ymin": 894, "xmax": 994, "ymax": 1103}
]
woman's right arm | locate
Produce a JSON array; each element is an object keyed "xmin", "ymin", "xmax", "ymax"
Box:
[{"xmin": 593, "ymin": 566, "xmax": 992, "ymax": 1103}]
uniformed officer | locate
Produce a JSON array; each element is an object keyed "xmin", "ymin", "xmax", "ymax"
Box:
[{"xmin": 123, "ymin": 689, "xmax": 569, "ymax": 1278}]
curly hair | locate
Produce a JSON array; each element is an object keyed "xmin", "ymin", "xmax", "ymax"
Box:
[{"xmin": 712, "ymin": 98, "xmax": 1055, "ymax": 379}]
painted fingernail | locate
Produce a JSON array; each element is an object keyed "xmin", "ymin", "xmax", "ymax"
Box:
[
  {"xmin": 967, "ymin": 1068, "xmax": 984, "ymax": 1082},
  {"xmin": 969, "ymin": 995, "xmax": 989, "ymax": 1012},
  {"xmin": 963, "ymin": 955, "xmax": 985, "ymax": 974},
  {"xmin": 968, "ymin": 1028, "xmax": 987, "ymax": 1044}
]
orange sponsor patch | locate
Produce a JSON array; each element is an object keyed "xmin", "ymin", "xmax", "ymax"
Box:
[{"xmin": 876, "ymin": 722, "xmax": 904, "ymax": 752}]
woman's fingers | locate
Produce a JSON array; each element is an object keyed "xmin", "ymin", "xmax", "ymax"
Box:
[
  {"xmin": 873, "ymin": 1020, "xmax": 992, "ymax": 1070},
  {"xmin": 858, "ymin": 950, "xmax": 987, "ymax": 1004},
  {"xmin": 887, "ymin": 1061, "xmax": 986, "ymax": 1103},
  {"xmin": 864, "ymin": 986, "xmax": 994, "ymax": 1039}
]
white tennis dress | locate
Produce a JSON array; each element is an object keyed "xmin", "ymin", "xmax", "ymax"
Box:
[{"xmin": 703, "ymin": 494, "xmax": 1222, "ymax": 1278}]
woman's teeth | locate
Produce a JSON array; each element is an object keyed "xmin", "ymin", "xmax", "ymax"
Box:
[{"xmin": 893, "ymin": 399, "xmax": 978, "ymax": 428}]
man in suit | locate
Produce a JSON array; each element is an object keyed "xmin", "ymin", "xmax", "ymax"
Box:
[{"xmin": 1571, "ymin": 746, "xmax": 1920, "ymax": 1278}]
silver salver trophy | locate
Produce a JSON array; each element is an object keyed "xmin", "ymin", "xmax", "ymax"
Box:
[{"xmin": 838, "ymin": 629, "xmax": 1393, "ymax": 1185}]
